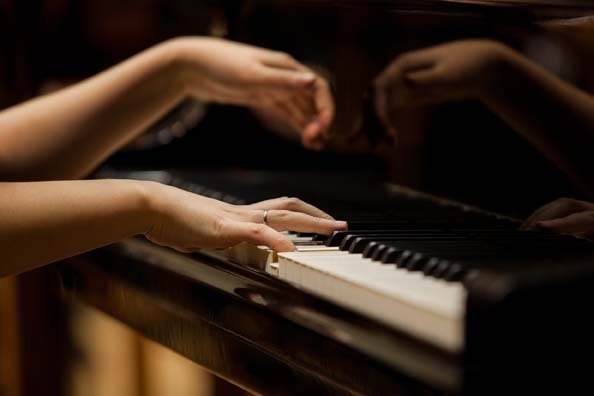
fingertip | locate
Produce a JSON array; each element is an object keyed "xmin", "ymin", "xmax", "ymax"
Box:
[
  {"xmin": 301, "ymin": 124, "xmax": 324, "ymax": 150},
  {"xmin": 535, "ymin": 220, "xmax": 556, "ymax": 229},
  {"xmin": 278, "ymin": 239, "xmax": 297, "ymax": 252},
  {"xmin": 293, "ymin": 72, "xmax": 316, "ymax": 86}
]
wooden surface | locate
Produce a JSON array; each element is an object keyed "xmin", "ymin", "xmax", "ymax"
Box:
[{"xmin": 59, "ymin": 239, "xmax": 456, "ymax": 396}]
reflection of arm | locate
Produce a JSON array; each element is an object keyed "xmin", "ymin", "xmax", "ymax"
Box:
[{"xmin": 481, "ymin": 45, "xmax": 594, "ymax": 197}]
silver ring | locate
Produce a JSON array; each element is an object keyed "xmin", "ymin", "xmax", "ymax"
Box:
[{"xmin": 262, "ymin": 210, "xmax": 269, "ymax": 225}]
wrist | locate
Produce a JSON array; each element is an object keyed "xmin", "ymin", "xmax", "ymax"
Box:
[
  {"xmin": 477, "ymin": 42, "xmax": 518, "ymax": 103},
  {"xmin": 116, "ymin": 179, "xmax": 166, "ymax": 237},
  {"xmin": 158, "ymin": 37, "xmax": 213, "ymax": 98}
]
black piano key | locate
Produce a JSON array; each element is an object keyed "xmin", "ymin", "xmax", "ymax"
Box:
[
  {"xmin": 423, "ymin": 257, "xmax": 442, "ymax": 276},
  {"xmin": 362, "ymin": 241, "xmax": 382, "ymax": 258},
  {"xmin": 397, "ymin": 250, "xmax": 417, "ymax": 268},
  {"xmin": 296, "ymin": 232, "xmax": 316, "ymax": 238},
  {"xmin": 340, "ymin": 234, "xmax": 366, "ymax": 251},
  {"xmin": 371, "ymin": 244, "xmax": 391, "ymax": 261},
  {"xmin": 326, "ymin": 231, "xmax": 350, "ymax": 247},
  {"xmin": 380, "ymin": 246, "xmax": 407, "ymax": 264},
  {"xmin": 432, "ymin": 260, "xmax": 453, "ymax": 279},
  {"xmin": 444, "ymin": 263, "xmax": 466, "ymax": 282},
  {"xmin": 406, "ymin": 253, "xmax": 430, "ymax": 271}
]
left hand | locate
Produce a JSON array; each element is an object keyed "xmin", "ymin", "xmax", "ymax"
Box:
[
  {"xmin": 522, "ymin": 198, "xmax": 594, "ymax": 239},
  {"xmin": 169, "ymin": 37, "xmax": 334, "ymax": 149}
]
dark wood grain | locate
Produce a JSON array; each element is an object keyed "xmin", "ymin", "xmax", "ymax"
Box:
[{"xmin": 59, "ymin": 239, "xmax": 459, "ymax": 396}]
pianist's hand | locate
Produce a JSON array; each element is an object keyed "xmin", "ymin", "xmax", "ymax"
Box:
[
  {"xmin": 373, "ymin": 39, "xmax": 512, "ymax": 134},
  {"xmin": 143, "ymin": 183, "xmax": 347, "ymax": 253},
  {"xmin": 523, "ymin": 198, "xmax": 594, "ymax": 240},
  {"xmin": 170, "ymin": 37, "xmax": 334, "ymax": 150}
]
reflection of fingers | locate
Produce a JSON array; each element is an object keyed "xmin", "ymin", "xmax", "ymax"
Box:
[
  {"xmin": 256, "ymin": 66, "xmax": 315, "ymax": 88},
  {"xmin": 261, "ymin": 92, "xmax": 307, "ymax": 132},
  {"xmin": 537, "ymin": 212, "xmax": 594, "ymax": 235},
  {"xmin": 378, "ymin": 52, "xmax": 436, "ymax": 84},
  {"xmin": 314, "ymin": 78, "xmax": 334, "ymax": 137},
  {"xmin": 261, "ymin": 52, "xmax": 306, "ymax": 71},
  {"xmin": 522, "ymin": 199, "xmax": 587, "ymax": 229},
  {"xmin": 301, "ymin": 122, "xmax": 324, "ymax": 150},
  {"xmin": 405, "ymin": 68, "xmax": 439, "ymax": 87},
  {"xmin": 278, "ymin": 97, "xmax": 310, "ymax": 130},
  {"xmin": 265, "ymin": 210, "xmax": 348, "ymax": 235},
  {"xmin": 227, "ymin": 221, "xmax": 295, "ymax": 251},
  {"xmin": 249, "ymin": 197, "xmax": 335, "ymax": 220},
  {"xmin": 294, "ymin": 91, "xmax": 316, "ymax": 115}
]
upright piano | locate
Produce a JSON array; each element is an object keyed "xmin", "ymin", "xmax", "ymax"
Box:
[{"xmin": 54, "ymin": 0, "xmax": 594, "ymax": 395}]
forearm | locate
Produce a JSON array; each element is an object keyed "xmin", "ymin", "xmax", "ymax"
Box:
[
  {"xmin": 481, "ymin": 46, "xmax": 594, "ymax": 196},
  {"xmin": 0, "ymin": 179, "xmax": 153, "ymax": 276},
  {"xmin": 0, "ymin": 39, "xmax": 191, "ymax": 181}
]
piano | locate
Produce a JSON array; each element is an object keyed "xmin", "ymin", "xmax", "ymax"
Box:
[
  {"xmin": 56, "ymin": 167, "xmax": 594, "ymax": 395},
  {"xmin": 20, "ymin": 0, "xmax": 593, "ymax": 395}
]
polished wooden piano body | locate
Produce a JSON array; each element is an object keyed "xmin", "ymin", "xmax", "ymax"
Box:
[{"xmin": 54, "ymin": 168, "xmax": 594, "ymax": 396}]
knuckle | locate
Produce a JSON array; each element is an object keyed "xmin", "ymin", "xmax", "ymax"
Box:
[
  {"xmin": 284, "ymin": 197, "xmax": 303, "ymax": 210},
  {"xmin": 213, "ymin": 217, "xmax": 229, "ymax": 237},
  {"xmin": 249, "ymin": 224, "xmax": 267, "ymax": 237},
  {"xmin": 275, "ymin": 210, "xmax": 290, "ymax": 220}
]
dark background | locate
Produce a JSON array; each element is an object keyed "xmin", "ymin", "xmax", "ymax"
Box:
[{"xmin": 2, "ymin": 0, "xmax": 593, "ymax": 218}]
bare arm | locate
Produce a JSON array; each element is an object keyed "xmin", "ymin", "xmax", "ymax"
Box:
[
  {"xmin": 374, "ymin": 40, "xmax": 594, "ymax": 197},
  {"xmin": 0, "ymin": 179, "xmax": 150, "ymax": 276},
  {"xmin": 0, "ymin": 37, "xmax": 333, "ymax": 181},
  {"xmin": 0, "ymin": 179, "xmax": 346, "ymax": 277}
]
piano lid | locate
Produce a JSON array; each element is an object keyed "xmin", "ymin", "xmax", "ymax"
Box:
[{"xmin": 257, "ymin": 0, "xmax": 594, "ymax": 19}]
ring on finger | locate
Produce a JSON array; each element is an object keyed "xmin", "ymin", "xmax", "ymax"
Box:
[{"xmin": 262, "ymin": 210, "xmax": 270, "ymax": 225}]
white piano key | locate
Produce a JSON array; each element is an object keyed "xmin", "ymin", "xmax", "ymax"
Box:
[{"xmin": 278, "ymin": 250, "xmax": 466, "ymax": 352}]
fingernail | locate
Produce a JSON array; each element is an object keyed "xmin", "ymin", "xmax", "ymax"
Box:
[
  {"xmin": 295, "ymin": 72, "xmax": 316, "ymax": 82},
  {"xmin": 335, "ymin": 221, "xmax": 348, "ymax": 228}
]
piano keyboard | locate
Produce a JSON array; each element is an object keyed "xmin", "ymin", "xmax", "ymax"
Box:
[
  {"xmin": 224, "ymin": 224, "xmax": 594, "ymax": 353},
  {"xmin": 226, "ymin": 232, "xmax": 465, "ymax": 352},
  {"xmin": 101, "ymin": 169, "xmax": 594, "ymax": 355}
]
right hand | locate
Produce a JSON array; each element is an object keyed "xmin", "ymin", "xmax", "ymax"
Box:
[
  {"xmin": 144, "ymin": 183, "xmax": 347, "ymax": 253},
  {"xmin": 373, "ymin": 39, "xmax": 512, "ymax": 135}
]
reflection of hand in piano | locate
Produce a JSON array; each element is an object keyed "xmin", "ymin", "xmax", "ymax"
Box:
[
  {"xmin": 143, "ymin": 183, "xmax": 347, "ymax": 253},
  {"xmin": 523, "ymin": 197, "xmax": 594, "ymax": 239},
  {"xmin": 373, "ymin": 39, "xmax": 512, "ymax": 131}
]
